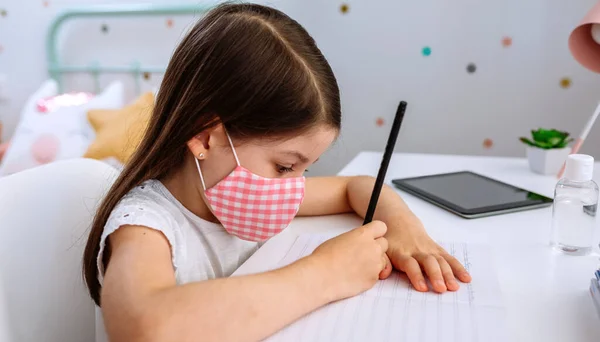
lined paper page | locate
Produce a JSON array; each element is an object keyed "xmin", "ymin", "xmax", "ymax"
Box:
[{"xmin": 265, "ymin": 234, "xmax": 508, "ymax": 342}]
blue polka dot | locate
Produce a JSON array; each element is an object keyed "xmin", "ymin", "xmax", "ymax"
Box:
[{"xmin": 422, "ymin": 46, "xmax": 432, "ymax": 57}]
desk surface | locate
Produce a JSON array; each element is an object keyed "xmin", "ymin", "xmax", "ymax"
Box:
[{"xmin": 236, "ymin": 152, "xmax": 600, "ymax": 342}]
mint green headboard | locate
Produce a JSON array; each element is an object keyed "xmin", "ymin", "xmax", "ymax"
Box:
[{"xmin": 46, "ymin": 3, "xmax": 212, "ymax": 93}]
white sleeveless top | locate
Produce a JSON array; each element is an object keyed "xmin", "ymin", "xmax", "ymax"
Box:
[{"xmin": 95, "ymin": 179, "xmax": 260, "ymax": 342}]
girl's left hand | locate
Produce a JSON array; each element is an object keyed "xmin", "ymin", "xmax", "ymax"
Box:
[{"xmin": 385, "ymin": 221, "xmax": 472, "ymax": 293}]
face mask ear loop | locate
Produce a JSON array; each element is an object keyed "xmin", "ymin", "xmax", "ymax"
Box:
[
  {"xmin": 194, "ymin": 157, "xmax": 208, "ymax": 191},
  {"xmin": 225, "ymin": 130, "xmax": 241, "ymax": 166}
]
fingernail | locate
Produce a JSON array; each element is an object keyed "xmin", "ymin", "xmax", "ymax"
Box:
[
  {"xmin": 418, "ymin": 280, "xmax": 427, "ymax": 290},
  {"xmin": 435, "ymin": 280, "xmax": 446, "ymax": 290},
  {"xmin": 449, "ymin": 279, "xmax": 458, "ymax": 288}
]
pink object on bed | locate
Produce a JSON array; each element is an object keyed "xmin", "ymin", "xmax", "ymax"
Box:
[
  {"xmin": 30, "ymin": 134, "xmax": 60, "ymax": 164},
  {"xmin": 0, "ymin": 142, "xmax": 9, "ymax": 161},
  {"xmin": 36, "ymin": 92, "xmax": 94, "ymax": 113}
]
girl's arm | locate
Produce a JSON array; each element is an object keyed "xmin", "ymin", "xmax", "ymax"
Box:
[
  {"xmin": 298, "ymin": 176, "xmax": 472, "ymax": 293},
  {"xmin": 102, "ymin": 222, "xmax": 388, "ymax": 342}
]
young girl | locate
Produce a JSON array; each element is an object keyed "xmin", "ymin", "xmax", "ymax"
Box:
[{"xmin": 83, "ymin": 3, "xmax": 471, "ymax": 341}]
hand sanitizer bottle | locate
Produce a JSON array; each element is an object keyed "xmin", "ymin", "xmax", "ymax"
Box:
[{"xmin": 550, "ymin": 154, "xmax": 599, "ymax": 255}]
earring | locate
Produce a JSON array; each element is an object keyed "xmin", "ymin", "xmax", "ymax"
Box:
[{"xmin": 197, "ymin": 152, "xmax": 205, "ymax": 159}]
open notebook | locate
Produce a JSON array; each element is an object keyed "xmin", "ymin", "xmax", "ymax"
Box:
[{"xmin": 251, "ymin": 234, "xmax": 508, "ymax": 342}]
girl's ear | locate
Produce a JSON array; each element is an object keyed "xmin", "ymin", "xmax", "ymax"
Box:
[
  {"xmin": 186, "ymin": 123, "xmax": 225, "ymax": 159},
  {"xmin": 187, "ymin": 131, "xmax": 210, "ymax": 160}
]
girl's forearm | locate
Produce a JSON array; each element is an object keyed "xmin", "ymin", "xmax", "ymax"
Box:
[
  {"xmin": 110, "ymin": 256, "xmax": 333, "ymax": 342},
  {"xmin": 347, "ymin": 176, "xmax": 420, "ymax": 231}
]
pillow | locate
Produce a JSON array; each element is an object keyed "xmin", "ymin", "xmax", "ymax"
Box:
[
  {"xmin": 84, "ymin": 92, "xmax": 154, "ymax": 164},
  {"xmin": 0, "ymin": 81, "xmax": 125, "ymax": 176}
]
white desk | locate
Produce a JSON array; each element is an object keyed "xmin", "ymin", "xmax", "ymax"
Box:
[{"xmin": 235, "ymin": 152, "xmax": 600, "ymax": 342}]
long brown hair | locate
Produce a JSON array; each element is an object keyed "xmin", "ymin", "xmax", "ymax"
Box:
[{"xmin": 83, "ymin": 3, "xmax": 341, "ymax": 305}]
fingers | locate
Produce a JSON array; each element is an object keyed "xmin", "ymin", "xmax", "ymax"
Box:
[
  {"xmin": 376, "ymin": 236, "xmax": 390, "ymax": 279},
  {"xmin": 436, "ymin": 256, "xmax": 459, "ymax": 291},
  {"xmin": 443, "ymin": 253, "xmax": 472, "ymax": 283},
  {"xmin": 419, "ymin": 255, "xmax": 447, "ymax": 293},
  {"xmin": 375, "ymin": 237, "xmax": 388, "ymax": 253},
  {"xmin": 362, "ymin": 220, "xmax": 387, "ymax": 239},
  {"xmin": 393, "ymin": 256, "xmax": 428, "ymax": 292},
  {"xmin": 379, "ymin": 254, "xmax": 392, "ymax": 280}
]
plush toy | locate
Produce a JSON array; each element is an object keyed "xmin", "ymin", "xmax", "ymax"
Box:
[
  {"xmin": 84, "ymin": 92, "xmax": 154, "ymax": 164},
  {"xmin": 0, "ymin": 81, "xmax": 124, "ymax": 176}
]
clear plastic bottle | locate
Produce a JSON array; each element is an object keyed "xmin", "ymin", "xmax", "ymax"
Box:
[{"xmin": 550, "ymin": 154, "xmax": 599, "ymax": 255}]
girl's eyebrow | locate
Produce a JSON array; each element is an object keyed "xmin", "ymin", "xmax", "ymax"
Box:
[{"xmin": 282, "ymin": 151, "xmax": 309, "ymax": 163}]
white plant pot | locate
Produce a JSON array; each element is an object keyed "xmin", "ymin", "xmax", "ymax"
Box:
[{"xmin": 526, "ymin": 146, "xmax": 571, "ymax": 175}]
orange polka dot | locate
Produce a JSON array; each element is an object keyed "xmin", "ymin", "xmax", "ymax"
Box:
[
  {"xmin": 502, "ymin": 36, "xmax": 512, "ymax": 47},
  {"xmin": 560, "ymin": 77, "xmax": 571, "ymax": 89},
  {"xmin": 376, "ymin": 117, "xmax": 385, "ymax": 127},
  {"xmin": 340, "ymin": 3, "xmax": 349, "ymax": 14},
  {"xmin": 43, "ymin": 1, "xmax": 49, "ymax": 7},
  {"xmin": 166, "ymin": 18, "xmax": 174, "ymax": 28},
  {"xmin": 483, "ymin": 138, "xmax": 493, "ymax": 149}
]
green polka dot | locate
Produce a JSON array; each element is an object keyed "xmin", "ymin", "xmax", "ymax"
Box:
[{"xmin": 422, "ymin": 46, "xmax": 431, "ymax": 57}]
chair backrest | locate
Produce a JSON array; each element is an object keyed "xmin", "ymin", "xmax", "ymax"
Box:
[
  {"xmin": 0, "ymin": 159, "xmax": 119, "ymax": 342},
  {"xmin": 0, "ymin": 272, "xmax": 12, "ymax": 342}
]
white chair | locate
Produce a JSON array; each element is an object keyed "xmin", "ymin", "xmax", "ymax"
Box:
[
  {"xmin": 0, "ymin": 272, "xmax": 12, "ymax": 342},
  {"xmin": 0, "ymin": 159, "xmax": 119, "ymax": 342}
]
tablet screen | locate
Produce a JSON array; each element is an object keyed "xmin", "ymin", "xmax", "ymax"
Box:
[{"xmin": 392, "ymin": 171, "xmax": 552, "ymax": 215}]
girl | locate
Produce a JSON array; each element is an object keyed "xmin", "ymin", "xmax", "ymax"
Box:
[{"xmin": 83, "ymin": 3, "xmax": 471, "ymax": 341}]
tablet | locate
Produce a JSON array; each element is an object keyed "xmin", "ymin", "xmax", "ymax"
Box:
[{"xmin": 391, "ymin": 171, "xmax": 553, "ymax": 218}]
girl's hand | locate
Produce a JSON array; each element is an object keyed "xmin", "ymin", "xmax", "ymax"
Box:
[
  {"xmin": 310, "ymin": 221, "xmax": 392, "ymax": 302},
  {"xmin": 385, "ymin": 221, "xmax": 472, "ymax": 293}
]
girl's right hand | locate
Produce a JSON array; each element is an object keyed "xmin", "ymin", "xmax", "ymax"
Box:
[{"xmin": 310, "ymin": 221, "xmax": 391, "ymax": 302}]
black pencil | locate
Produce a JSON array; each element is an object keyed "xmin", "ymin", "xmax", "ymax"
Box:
[{"xmin": 363, "ymin": 101, "xmax": 407, "ymax": 225}]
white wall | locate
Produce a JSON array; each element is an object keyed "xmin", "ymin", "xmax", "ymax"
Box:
[{"xmin": 1, "ymin": 0, "xmax": 600, "ymax": 175}]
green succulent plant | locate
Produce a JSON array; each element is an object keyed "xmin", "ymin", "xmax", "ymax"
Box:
[{"xmin": 519, "ymin": 128, "xmax": 573, "ymax": 150}]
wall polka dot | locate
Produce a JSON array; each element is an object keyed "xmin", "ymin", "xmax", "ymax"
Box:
[
  {"xmin": 466, "ymin": 63, "xmax": 477, "ymax": 74},
  {"xmin": 340, "ymin": 3, "xmax": 349, "ymax": 14},
  {"xmin": 376, "ymin": 117, "xmax": 385, "ymax": 127},
  {"xmin": 0, "ymin": 9, "xmax": 7, "ymax": 17},
  {"xmin": 422, "ymin": 46, "xmax": 431, "ymax": 57},
  {"xmin": 101, "ymin": 24, "xmax": 109, "ymax": 33},
  {"xmin": 502, "ymin": 36, "xmax": 512, "ymax": 47},
  {"xmin": 166, "ymin": 18, "xmax": 173, "ymax": 28},
  {"xmin": 560, "ymin": 77, "xmax": 571, "ymax": 89},
  {"xmin": 43, "ymin": 1, "xmax": 49, "ymax": 7},
  {"xmin": 143, "ymin": 72, "xmax": 151, "ymax": 80},
  {"xmin": 0, "ymin": 45, "xmax": 4, "ymax": 54},
  {"xmin": 483, "ymin": 138, "xmax": 493, "ymax": 149}
]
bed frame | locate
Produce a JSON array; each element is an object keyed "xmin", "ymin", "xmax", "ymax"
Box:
[{"xmin": 46, "ymin": 3, "xmax": 211, "ymax": 93}]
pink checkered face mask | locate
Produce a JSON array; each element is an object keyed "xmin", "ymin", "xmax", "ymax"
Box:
[{"xmin": 194, "ymin": 132, "xmax": 305, "ymax": 242}]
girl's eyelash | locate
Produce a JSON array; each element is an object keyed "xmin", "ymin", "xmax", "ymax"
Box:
[{"xmin": 276, "ymin": 165, "xmax": 295, "ymax": 173}]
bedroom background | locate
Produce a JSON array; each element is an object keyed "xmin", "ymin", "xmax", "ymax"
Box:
[{"xmin": 0, "ymin": 0, "xmax": 600, "ymax": 176}]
